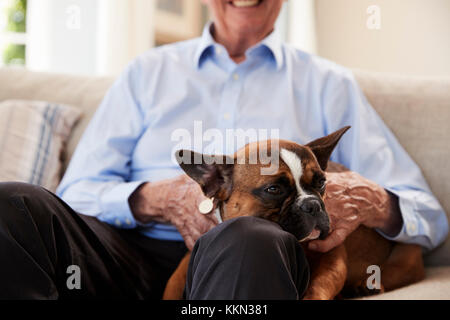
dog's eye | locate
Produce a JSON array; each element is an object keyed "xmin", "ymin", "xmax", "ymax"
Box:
[
  {"xmin": 316, "ymin": 178, "xmax": 326, "ymax": 193},
  {"xmin": 264, "ymin": 185, "xmax": 282, "ymax": 195}
]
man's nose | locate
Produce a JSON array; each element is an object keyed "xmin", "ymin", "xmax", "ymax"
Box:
[{"xmin": 299, "ymin": 199, "xmax": 322, "ymax": 216}]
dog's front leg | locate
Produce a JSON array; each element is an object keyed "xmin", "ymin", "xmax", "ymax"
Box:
[
  {"xmin": 163, "ymin": 253, "xmax": 191, "ymax": 300},
  {"xmin": 302, "ymin": 244, "xmax": 348, "ymax": 300}
]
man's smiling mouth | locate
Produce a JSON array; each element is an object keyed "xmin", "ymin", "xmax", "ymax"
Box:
[{"xmin": 228, "ymin": 0, "xmax": 262, "ymax": 8}]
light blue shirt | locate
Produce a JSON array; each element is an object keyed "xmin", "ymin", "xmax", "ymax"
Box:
[{"xmin": 57, "ymin": 24, "xmax": 448, "ymax": 250}]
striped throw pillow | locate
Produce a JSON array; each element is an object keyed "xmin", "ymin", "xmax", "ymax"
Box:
[{"xmin": 0, "ymin": 100, "xmax": 81, "ymax": 192}]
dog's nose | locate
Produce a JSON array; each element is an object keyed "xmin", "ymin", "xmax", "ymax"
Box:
[{"xmin": 300, "ymin": 199, "xmax": 321, "ymax": 216}]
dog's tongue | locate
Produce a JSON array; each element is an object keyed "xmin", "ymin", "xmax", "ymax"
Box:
[{"xmin": 302, "ymin": 228, "xmax": 321, "ymax": 242}]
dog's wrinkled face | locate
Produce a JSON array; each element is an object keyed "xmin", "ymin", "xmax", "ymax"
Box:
[
  {"xmin": 243, "ymin": 143, "xmax": 330, "ymax": 241},
  {"xmin": 176, "ymin": 126, "xmax": 350, "ymax": 242}
]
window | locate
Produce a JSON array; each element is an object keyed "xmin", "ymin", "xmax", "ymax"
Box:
[{"xmin": 0, "ymin": 0, "xmax": 27, "ymax": 66}]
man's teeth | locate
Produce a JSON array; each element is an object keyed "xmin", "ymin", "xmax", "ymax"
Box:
[{"xmin": 232, "ymin": 0, "xmax": 260, "ymax": 8}]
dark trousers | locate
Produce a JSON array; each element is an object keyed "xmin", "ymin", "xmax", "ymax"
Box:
[
  {"xmin": 186, "ymin": 216, "xmax": 310, "ymax": 300},
  {"xmin": 0, "ymin": 182, "xmax": 309, "ymax": 300}
]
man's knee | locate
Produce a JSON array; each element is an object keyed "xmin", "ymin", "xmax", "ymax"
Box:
[
  {"xmin": 195, "ymin": 216, "xmax": 307, "ymax": 271},
  {"xmin": 188, "ymin": 216, "xmax": 309, "ymax": 299},
  {"xmin": 0, "ymin": 181, "xmax": 37, "ymax": 208},
  {"xmin": 0, "ymin": 182, "xmax": 59, "ymax": 224},
  {"xmin": 200, "ymin": 216, "xmax": 299, "ymax": 251},
  {"xmin": 0, "ymin": 181, "xmax": 49, "ymax": 200}
]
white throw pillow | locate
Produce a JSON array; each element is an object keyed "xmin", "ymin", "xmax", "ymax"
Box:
[{"xmin": 0, "ymin": 100, "xmax": 81, "ymax": 192}]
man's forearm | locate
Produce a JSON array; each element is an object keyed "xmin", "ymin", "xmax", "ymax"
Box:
[
  {"xmin": 376, "ymin": 191, "xmax": 403, "ymax": 237},
  {"xmin": 128, "ymin": 174, "xmax": 206, "ymax": 225},
  {"xmin": 129, "ymin": 181, "xmax": 171, "ymax": 224},
  {"xmin": 128, "ymin": 175, "xmax": 217, "ymax": 250}
]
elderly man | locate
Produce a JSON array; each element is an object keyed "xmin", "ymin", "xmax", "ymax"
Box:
[{"xmin": 0, "ymin": 0, "xmax": 447, "ymax": 299}]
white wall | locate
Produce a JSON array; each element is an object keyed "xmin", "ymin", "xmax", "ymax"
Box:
[
  {"xmin": 314, "ymin": 0, "xmax": 450, "ymax": 76},
  {"xmin": 96, "ymin": 0, "xmax": 155, "ymax": 75},
  {"xmin": 27, "ymin": 0, "xmax": 155, "ymax": 76},
  {"xmin": 27, "ymin": 0, "xmax": 99, "ymax": 75},
  {"xmin": 286, "ymin": 0, "xmax": 317, "ymax": 54},
  {"xmin": 26, "ymin": 0, "xmax": 449, "ymax": 77}
]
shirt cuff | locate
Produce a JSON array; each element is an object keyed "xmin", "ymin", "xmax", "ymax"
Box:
[
  {"xmin": 375, "ymin": 188, "xmax": 420, "ymax": 242},
  {"xmin": 98, "ymin": 181, "xmax": 146, "ymax": 229}
]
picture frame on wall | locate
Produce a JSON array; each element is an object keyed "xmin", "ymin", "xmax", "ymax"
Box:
[{"xmin": 155, "ymin": 0, "xmax": 207, "ymax": 45}]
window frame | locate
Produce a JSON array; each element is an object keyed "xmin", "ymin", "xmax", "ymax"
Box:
[{"xmin": 0, "ymin": 0, "xmax": 27, "ymax": 67}]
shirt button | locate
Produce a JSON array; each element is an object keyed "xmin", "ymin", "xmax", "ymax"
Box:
[
  {"xmin": 115, "ymin": 219, "xmax": 122, "ymax": 227},
  {"xmin": 125, "ymin": 218, "xmax": 132, "ymax": 226},
  {"xmin": 407, "ymin": 222, "xmax": 417, "ymax": 234},
  {"xmin": 215, "ymin": 47, "xmax": 223, "ymax": 55},
  {"xmin": 233, "ymin": 73, "xmax": 239, "ymax": 81},
  {"xmin": 223, "ymin": 113, "xmax": 231, "ymax": 120}
]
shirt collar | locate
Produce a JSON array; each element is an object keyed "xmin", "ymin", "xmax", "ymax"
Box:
[
  {"xmin": 194, "ymin": 22, "xmax": 216, "ymax": 68},
  {"xmin": 256, "ymin": 28, "xmax": 284, "ymax": 70},
  {"xmin": 194, "ymin": 22, "xmax": 284, "ymax": 70}
]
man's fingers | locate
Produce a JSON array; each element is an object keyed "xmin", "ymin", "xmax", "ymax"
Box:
[
  {"xmin": 205, "ymin": 213, "xmax": 219, "ymax": 226},
  {"xmin": 308, "ymin": 229, "xmax": 348, "ymax": 253}
]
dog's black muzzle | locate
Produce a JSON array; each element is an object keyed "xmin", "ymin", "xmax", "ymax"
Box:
[{"xmin": 278, "ymin": 196, "xmax": 330, "ymax": 241}]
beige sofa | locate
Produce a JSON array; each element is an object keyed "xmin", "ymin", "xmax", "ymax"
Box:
[{"xmin": 1, "ymin": 67, "xmax": 449, "ymax": 299}]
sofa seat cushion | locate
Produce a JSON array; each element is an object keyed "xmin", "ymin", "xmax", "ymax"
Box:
[{"xmin": 359, "ymin": 266, "xmax": 450, "ymax": 300}]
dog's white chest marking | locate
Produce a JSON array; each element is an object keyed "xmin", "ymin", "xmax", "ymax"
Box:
[{"xmin": 280, "ymin": 148, "xmax": 305, "ymax": 197}]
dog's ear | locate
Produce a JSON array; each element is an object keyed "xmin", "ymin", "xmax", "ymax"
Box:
[
  {"xmin": 175, "ymin": 150, "xmax": 234, "ymax": 200},
  {"xmin": 306, "ymin": 126, "xmax": 351, "ymax": 171}
]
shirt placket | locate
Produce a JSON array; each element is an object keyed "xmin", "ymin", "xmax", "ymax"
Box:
[{"xmin": 216, "ymin": 64, "xmax": 244, "ymax": 154}]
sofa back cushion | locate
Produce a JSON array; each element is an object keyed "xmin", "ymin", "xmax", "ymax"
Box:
[
  {"xmin": 354, "ymin": 70, "xmax": 450, "ymax": 266},
  {"xmin": 0, "ymin": 68, "xmax": 114, "ymax": 169}
]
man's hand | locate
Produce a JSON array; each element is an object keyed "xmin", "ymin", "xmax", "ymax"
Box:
[
  {"xmin": 129, "ymin": 175, "xmax": 218, "ymax": 250},
  {"xmin": 308, "ymin": 170, "xmax": 403, "ymax": 253}
]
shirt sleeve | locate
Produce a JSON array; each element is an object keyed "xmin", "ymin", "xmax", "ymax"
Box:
[
  {"xmin": 56, "ymin": 60, "xmax": 147, "ymax": 229},
  {"xmin": 321, "ymin": 70, "xmax": 449, "ymax": 251}
]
